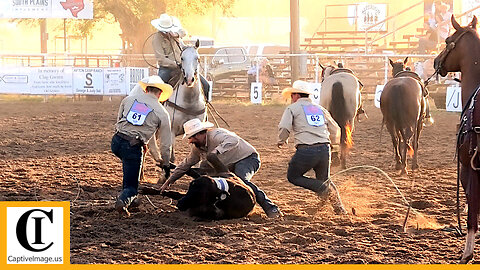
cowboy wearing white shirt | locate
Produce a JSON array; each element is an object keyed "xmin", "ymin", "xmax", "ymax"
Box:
[
  {"xmin": 161, "ymin": 119, "xmax": 282, "ymax": 218},
  {"xmin": 278, "ymin": 80, "xmax": 346, "ymax": 214},
  {"xmin": 112, "ymin": 76, "xmax": 173, "ymax": 215},
  {"xmin": 151, "ymin": 13, "xmax": 210, "ymax": 98}
]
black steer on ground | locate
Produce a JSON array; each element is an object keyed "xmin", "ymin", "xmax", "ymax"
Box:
[{"xmin": 142, "ymin": 173, "xmax": 256, "ymax": 220}]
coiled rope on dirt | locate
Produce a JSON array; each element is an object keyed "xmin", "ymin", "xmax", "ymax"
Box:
[{"xmin": 323, "ymin": 165, "xmax": 419, "ymax": 221}]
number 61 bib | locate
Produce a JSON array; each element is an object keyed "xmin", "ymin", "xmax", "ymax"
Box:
[
  {"xmin": 126, "ymin": 100, "xmax": 153, "ymax": 126},
  {"xmin": 303, "ymin": 105, "xmax": 325, "ymax": 127}
]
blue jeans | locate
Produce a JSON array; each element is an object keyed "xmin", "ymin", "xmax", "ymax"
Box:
[
  {"xmin": 158, "ymin": 66, "xmax": 210, "ymax": 98},
  {"xmin": 158, "ymin": 67, "xmax": 175, "ymax": 83},
  {"xmin": 233, "ymin": 153, "xmax": 277, "ymax": 211},
  {"xmin": 287, "ymin": 144, "xmax": 331, "ymax": 194},
  {"xmin": 111, "ymin": 134, "xmax": 144, "ymax": 205}
]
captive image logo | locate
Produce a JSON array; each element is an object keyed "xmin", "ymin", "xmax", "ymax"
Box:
[{"xmin": 6, "ymin": 207, "xmax": 65, "ymax": 264}]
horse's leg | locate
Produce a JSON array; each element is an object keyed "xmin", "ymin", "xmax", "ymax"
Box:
[
  {"xmin": 386, "ymin": 123, "xmax": 402, "ymax": 170},
  {"xmin": 460, "ymin": 167, "xmax": 480, "ymax": 264},
  {"xmin": 412, "ymin": 120, "xmax": 423, "ymax": 170},
  {"xmin": 399, "ymin": 129, "xmax": 408, "ymax": 175}
]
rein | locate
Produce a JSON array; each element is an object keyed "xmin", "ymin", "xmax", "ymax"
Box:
[{"xmin": 426, "ymin": 29, "xmax": 471, "ymax": 86}]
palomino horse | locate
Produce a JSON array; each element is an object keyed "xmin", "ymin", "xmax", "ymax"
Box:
[
  {"xmin": 320, "ymin": 65, "xmax": 362, "ymax": 169},
  {"xmin": 132, "ymin": 40, "xmax": 206, "ymax": 163},
  {"xmin": 434, "ymin": 15, "xmax": 480, "ymax": 264},
  {"xmin": 380, "ymin": 57, "xmax": 425, "ymax": 175}
]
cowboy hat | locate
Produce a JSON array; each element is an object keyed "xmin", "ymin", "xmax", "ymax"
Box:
[
  {"xmin": 183, "ymin": 118, "xmax": 214, "ymax": 139},
  {"xmin": 281, "ymin": 80, "xmax": 312, "ymax": 99},
  {"xmin": 151, "ymin": 13, "xmax": 183, "ymax": 34},
  {"xmin": 138, "ymin": 75, "xmax": 173, "ymax": 102}
]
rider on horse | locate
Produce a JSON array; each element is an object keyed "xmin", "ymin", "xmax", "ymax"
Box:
[{"xmin": 151, "ymin": 13, "xmax": 210, "ymax": 99}]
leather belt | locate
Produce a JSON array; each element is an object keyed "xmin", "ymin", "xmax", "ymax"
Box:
[
  {"xmin": 296, "ymin": 142, "xmax": 327, "ymax": 149},
  {"xmin": 115, "ymin": 132, "xmax": 144, "ymax": 146}
]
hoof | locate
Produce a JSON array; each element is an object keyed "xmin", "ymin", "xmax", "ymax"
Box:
[
  {"xmin": 395, "ymin": 162, "xmax": 403, "ymax": 171},
  {"xmin": 459, "ymin": 254, "xmax": 473, "ymax": 264}
]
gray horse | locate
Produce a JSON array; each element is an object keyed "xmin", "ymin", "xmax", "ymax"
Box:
[{"xmin": 131, "ymin": 40, "xmax": 206, "ymax": 166}]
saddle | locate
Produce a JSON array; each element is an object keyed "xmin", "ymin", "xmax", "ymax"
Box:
[
  {"xmin": 329, "ymin": 68, "xmax": 364, "ymax": 89},
  {"xmin": 394, "ymin": 71, "xmax": 428, "ymax": 97},
  {"xmin": 330, "ymin": 68, "xmax": 355, "ymax": 76},
  {"xmin": 458, "ymin": 86, "xmax": 480, "ymax": 169}
]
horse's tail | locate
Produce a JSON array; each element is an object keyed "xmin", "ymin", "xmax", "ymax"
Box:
[
  {"xmin": 330, "ymin": 82, "xmax": 349, "ymax": 146},
  {"xmin": 388, "ymin": 84, "xmax": 408, "ymax": 128}
]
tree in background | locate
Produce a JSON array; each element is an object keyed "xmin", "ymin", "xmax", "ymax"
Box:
[{"xmin": 66, "ymin": 0, "xmax": 235, "ymax": 54}]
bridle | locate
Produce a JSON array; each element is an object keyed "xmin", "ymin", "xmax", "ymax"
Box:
[
  {"xmin": 179, "ymin": 46, "xmax": 199, "ymax": 86},
  {"xmin": 427, "ymin": 29, "xmax": 472, "ymax": 85}
]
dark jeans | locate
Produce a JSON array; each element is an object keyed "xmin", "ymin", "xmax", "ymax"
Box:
[
  {"xmin": 232, "ymin": 153, "xmax": 277, "ymax": 212},
  {"xmin": 158, "ymin": 67, "xmax": 210, "ymax": 99},
  {"xmin": 287, "ymin": 144, "xmax": 331, "ymax": 194},
  {"xmin": 111, "ymin": 134, "xmax": 144, "ymax": 205}
]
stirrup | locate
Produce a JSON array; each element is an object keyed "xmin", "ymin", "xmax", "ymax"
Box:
[{"xmin": 470, "ymin": 147, "xmax": 480, "ymax": 171}]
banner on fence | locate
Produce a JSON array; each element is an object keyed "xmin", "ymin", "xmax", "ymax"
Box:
[
  {"xmin": 30, "ymin": 67, "xmax": 73, "ymax": 95},
  {"xmin": 73, "ymin": 68, "xmax": 104, "ymax": 95},
  {"xmin": 126, "ymin": 67, "xmax": 149, "ymax": 94},
  {"xmin": 0, "ymin": 67, "xmax": 30, "ymax": 94},
  {"xmin": 104, "ymin": 68, "xmax": 126, "ymax": 96},
  {"xmin": 0, "ymin": 0, "xmax": 94, "ymax": 19}
]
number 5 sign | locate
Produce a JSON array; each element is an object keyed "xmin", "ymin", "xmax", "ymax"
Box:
[{"xmin": 250, "ymin": 82, "xmax": 262, "ymax": 104}]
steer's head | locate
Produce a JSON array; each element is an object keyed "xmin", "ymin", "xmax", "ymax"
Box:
[{"xmin": 176, "ymin": 176, "xmax": 221, "ymax": 211}]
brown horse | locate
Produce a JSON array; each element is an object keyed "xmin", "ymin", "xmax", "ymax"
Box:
[
  {"xmin": 380, "ymin": 57, "xmax": 425, "ymax": 175},
  {"xmin": 434, "ymin": 15, "xmax": 480, "ymax": 264}
]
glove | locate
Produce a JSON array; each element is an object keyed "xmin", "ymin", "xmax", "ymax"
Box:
[
  {"xmin": 156, "ymin": 162, "xmax": 176, "ymax": 179},
  {"xmin": 206, "ymin": 153, "xmax": 229, "ymax": 173}
]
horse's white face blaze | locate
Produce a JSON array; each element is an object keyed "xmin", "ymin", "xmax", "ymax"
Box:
[{"xmin": 181, "ymin": 47, "xmax": 199, "ymax": 87}]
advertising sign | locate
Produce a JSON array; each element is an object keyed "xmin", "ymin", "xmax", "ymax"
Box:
[
  {"xmin": 104, "ymin": 68, "xmax": 126, "ymax": 95},
  {"xmin": 0, "ymin": 0, "xmax": 94, "ymax": 19},
  {"xmin": 126, "ymin": 67, "xmax": 149, "ymax": 94},
  {"xmin": 73, "ymin": 68, "xmax": 103, "ymax": 95},
  {"xmin": 0, "ymin": 67, "xmax": 30, "ymax": 94},
  {"xmin": 356, "ymin": 3, "xmax": 387, "ymax": 31}
]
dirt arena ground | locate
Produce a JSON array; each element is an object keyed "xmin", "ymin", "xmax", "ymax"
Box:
[{"xmin": 0, "ymin": 96, "xmax": 471, "ymax": 264}]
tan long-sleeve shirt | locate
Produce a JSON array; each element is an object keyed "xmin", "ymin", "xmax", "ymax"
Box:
[
  {"xmin": 169, "ymin": 128, "xmax": 258, "ymax": 183},
  {"xmin": 278, "ymin": 98, "xmax": 340, "ymax": 147},
  {"xmin": 115, "ymin": 92, "xmax": 172, "ymax": 164}
]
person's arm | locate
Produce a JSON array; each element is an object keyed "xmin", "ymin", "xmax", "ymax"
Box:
[
  {"xmin": 277, "ymin": 108, "xmax": 293, "ymax": 146},
  {"xmin": 161, "ymin": 147, "xmax": 201, "ymax": 192},
  {"xmin": 117, "ymin": 99, "xmax": 125, "ymax": 121},
  {"xmin": 156, "ymin": 113, "xmax": 172, "ymax": 165},
  {"xmin": 152, "ymin": 33, "xmax": 179, "ymax": 68}
]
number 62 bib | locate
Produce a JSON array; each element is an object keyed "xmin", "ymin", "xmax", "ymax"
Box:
[
  {"xmin": 126, "ymin": 100, "xmax": 153, "ymax": 126},
  {"xmin": 303, "ymin": 105, "xmax": 325, "ymax": 127}
]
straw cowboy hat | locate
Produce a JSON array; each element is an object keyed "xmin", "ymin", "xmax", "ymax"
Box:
[
  {"xmin": 138, "ymin": 75, "xmax": 173, "ymax": 102},
  {"xmin": 281, "ymin": 80, "xmax": 312, "ymax": 99},
  {"xmin": 151, "ymin": 13, "xmax": 184, "ymax": 34},
  {"xmin": 183, "ymin": 118, "xmax": 214, "ymax": 139}
]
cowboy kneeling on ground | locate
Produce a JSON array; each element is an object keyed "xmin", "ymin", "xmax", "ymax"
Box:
[{"xmin": 160, "ymin": 118, "xmax": 283, "ymax": 218}]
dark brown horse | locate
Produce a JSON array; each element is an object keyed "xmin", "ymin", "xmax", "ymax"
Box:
[
  {"xmin": 434, "ymin": 15, "xmax": 480, "ymax": 264},
  {"xmin": 380, "ymin": 57, "xmax": 425, "ymax": 175}
]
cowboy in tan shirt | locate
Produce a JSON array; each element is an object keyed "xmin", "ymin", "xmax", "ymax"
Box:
[
  {"xmin": 112, "ymin": 76, "xmax": 173, "ymax": 215},
  {"xmin": 278, "ymin": 80, "xmax": 345, "ymax": 214},
  {"xmin": 161, "ymin": 119, "xmax": 282, "ymax": 218}
]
